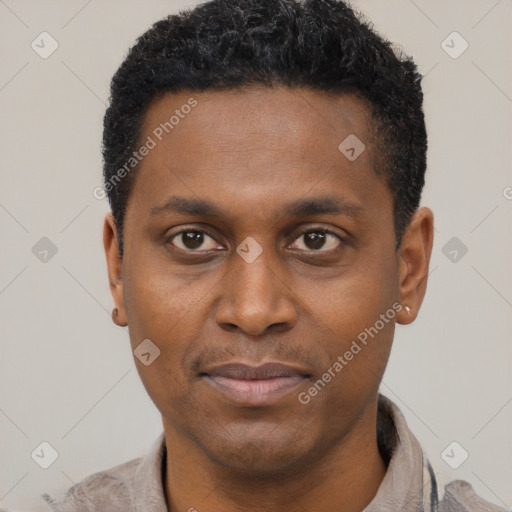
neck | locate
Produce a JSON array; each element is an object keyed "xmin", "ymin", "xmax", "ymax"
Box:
[{"xmin": 163, "ymin": 401, "xmax": 386, "ymax": 512}]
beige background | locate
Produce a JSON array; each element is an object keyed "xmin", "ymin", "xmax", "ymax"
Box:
[{"xmin": 0, "ymin": 0, "xmax": 511, "ymax": 510}]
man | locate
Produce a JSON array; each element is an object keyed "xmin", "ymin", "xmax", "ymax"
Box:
[{"xmin": 42, "ymin": 0, "xmax": 506, "ymax": 510}]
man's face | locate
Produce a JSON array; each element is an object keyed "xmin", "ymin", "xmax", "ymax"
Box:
[{"xmin": 107, "ymin": 87, "xmax": 405, "ymax": 472}]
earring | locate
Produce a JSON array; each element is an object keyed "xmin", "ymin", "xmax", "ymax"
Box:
[
  {"xmin": 404, "ymin": 305, "xmax": 412, "ymax": 315},
  {"xmin": 112, "ymin": 307, "xmax": 127, "ymax": 327}
]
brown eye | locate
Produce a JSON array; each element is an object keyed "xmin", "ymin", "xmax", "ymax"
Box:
[
  {"xmin": 291, "ymin": 229, "xmax": 342, "ymax": 251},
  {"xmin": 168, "ymin": 230, "xmax": 220, "ymax": 251}
]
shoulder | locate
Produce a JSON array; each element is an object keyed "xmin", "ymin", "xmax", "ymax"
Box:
[
  {"xmin": 439, "ymin": 480, "xmax": 509, "ymax": 512},
  {"xmin": 40, "ymin": 457, "xmax": 141, "ymax": 512}
]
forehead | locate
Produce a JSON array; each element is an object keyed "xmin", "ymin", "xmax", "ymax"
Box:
[
  {"xmin": 142, "ymin": 86, "xmax": 373, "ymax": 157},
  {"xmin": 127, "ymin": 86, "xmax": 390, "ymax": 226}
]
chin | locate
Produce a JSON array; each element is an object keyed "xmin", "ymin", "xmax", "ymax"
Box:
[{"xmin": 194, "ymin": 419, "xmax": 318, "ymax": 475}]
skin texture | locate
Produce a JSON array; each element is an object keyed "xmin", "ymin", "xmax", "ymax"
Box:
[{"xmin": 104, "ymin": 86, "xmax": 434, "ymax": 512}]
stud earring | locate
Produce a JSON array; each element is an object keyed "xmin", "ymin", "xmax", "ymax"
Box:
[{"xmin": 404, "ymin": 305, "xmax": 412, "ymax": 315}]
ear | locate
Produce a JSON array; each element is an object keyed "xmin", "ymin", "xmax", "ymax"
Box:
[
  {"xmin": 103, "ymin": 212, "xmax": 127, "ymax": 326},
  {"xmin": 396, "ymin": 207, "xmax": 434, "ymax": 325}
]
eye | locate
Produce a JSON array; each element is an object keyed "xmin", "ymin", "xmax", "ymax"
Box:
[
  {"xmin": 167, "ymin": 229, "xmax": 222, "ymax": 252},
  {"xmin": 289, "ymin": 229, "xmax": 343, "ymax": 252}
]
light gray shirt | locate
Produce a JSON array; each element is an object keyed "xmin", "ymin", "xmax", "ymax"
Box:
[{"xmin": 41, "ymin": 395, "xmax": 507, "ymax": 512}]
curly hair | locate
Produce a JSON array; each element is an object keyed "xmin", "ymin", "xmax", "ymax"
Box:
[{"xmin": 102, "ymin": 0, "xmax": 427, "ymax": 257}]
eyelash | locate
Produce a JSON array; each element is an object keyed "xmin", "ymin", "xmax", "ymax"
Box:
[{"xmin": 165, "ymin": 226, "xmax": 345, "ymax": 253}]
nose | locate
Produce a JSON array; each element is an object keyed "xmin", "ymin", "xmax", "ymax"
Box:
[{"xmin": 215, "ymin": 244, "xmax": 298, "ymax": 337}]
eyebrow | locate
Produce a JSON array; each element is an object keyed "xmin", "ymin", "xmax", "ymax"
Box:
[{"xmin": 148, "ymin": 195, "xmax": 364, "ymax": 219}]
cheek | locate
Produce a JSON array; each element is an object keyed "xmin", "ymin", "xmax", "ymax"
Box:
[
  {"xmin": 318, "ymin": 300, "xmax": 395, "ymax": 389},
  {"xmin": 123, "ymin": 260, "xmax": 201, "ymax": 345},
  {"xmin": 122, "ymin": 268, "xmax": 191, "ymax": 387},
  {"xmin": 305, "ymin": 257, "xmax": 397, "ymax": 390},
  {"xmin": 122, "ymin": 260, "xmax": 221, "ymax": 405}
]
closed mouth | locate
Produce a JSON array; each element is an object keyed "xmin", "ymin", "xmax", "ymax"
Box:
[{"xmin": 199, "ymin": 362, "xmax": 310, "ymax": 406}]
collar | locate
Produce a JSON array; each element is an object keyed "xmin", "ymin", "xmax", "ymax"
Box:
[
  {"xmin": 129, "ymin": 394, "xmax": 438, "ymax": 512},
  {"xmin": 365, "ymin": 394, "xmax": 438, "ymax": 511}
]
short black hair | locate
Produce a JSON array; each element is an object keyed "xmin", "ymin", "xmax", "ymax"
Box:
[{"xmin": 102, "ymin": 0, "xmax": 427, "ymax": 257}]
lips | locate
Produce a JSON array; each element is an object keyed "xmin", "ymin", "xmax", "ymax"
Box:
[
  {"xmin": 204, "ymin": 362, "xmax": 310, "ymax": 380},
  {"xmin": 200, "ymin": 362, "xmax": 310, "ymax": 407}
]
